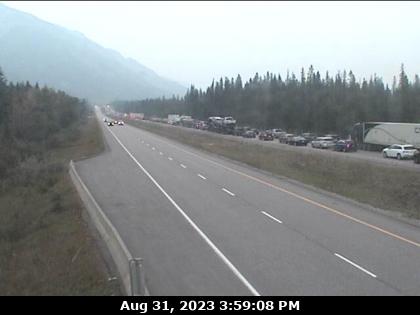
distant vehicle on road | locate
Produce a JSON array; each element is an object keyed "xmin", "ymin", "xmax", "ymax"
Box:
[
  {"xmin": 103, "ymin": 118, "xmax": 108, "ymax": 122},
  {"xmin": 258, "ymin": 130, "xmax": 274, "ymax": 141},
  {"xmin": 107, "ymin": 121, "xmax": 114, "ymax": 126},
  {"xmin": 311, "ymin": 136, "xmax": 336, "ymax": 149},
  {"xmin": 382, "ymin": 144, "xmax": 416, "ymax": 160},
  {"xmin": 352, "ymin": 122, "xmax": 420, "ymax": 151},
  {"xmin": 333, "ymin": 140, "xmax": 357, "ymax": 152},
  {"xmin": 301, "ymin": 132, "xmax": 317, "ymax": 142},
  {"xmin": 288, "ymin": 136, "xmax": 307, "ymax": 146},
  {"xmin": 117, "ymin": 120, "xmax": 124, "ymax": 126},
  {"xmin": 242, "ymin": 129, "xmax": 257, "ymax": 138},
  {"xmin": 279, "ymin": 133, "xmax": 295, "ymax": 144},
  {"xmin": 272, "ymin": 129, "xmax": 284, "ymax": 138}
]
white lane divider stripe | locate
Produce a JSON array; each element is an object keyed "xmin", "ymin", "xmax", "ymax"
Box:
[
  {"xmin": 222, "ymin": 188, "xmax": 235, "ymax": 197},
  {"xmin": 168, "ymin": 157, "xmax": 173, "ymax": 161},
  {"xmin": 159, "ymin": 152, "xmax": 163, "ymax": 155},
  {"xmin": 106, "ymin": 127, "xmax": 260, "ymax": 296},
  {"xmin": 180, "ymin": 164, "xmax": 187, "ymax": 169},
  {"xmin": 152, "ymin": 147, "xmax": 155, "ymax": 150},
  {"xmin": 198, "ymin": 174, "xmax": 207, "ymax": 180},
  {"xmin": 261, "ymin": 211, "xmax": 283, "ymax": 224},
  {"xmin": 334, "ymin": 253, "xmax": 377, "ymax": 278}
]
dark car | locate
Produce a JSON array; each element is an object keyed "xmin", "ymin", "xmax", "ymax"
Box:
[
  {"xmin": 107, "ymin": 121, "xmax": 114, "ymax": 126},
  {"xmin": 414, "ymin": 149, "xmax": 420, "ymax": 164},
  {"xmin": 333, "ymin": 140, "xmax": 356, "ymax": 152},
  {"xmin": 288, "ymin": 136, "xmax": 307, "ymax": 146},
  {"xmin": 242, "ymin": 130, "xmax": 257, "ymax": 138},
  {"xmin": 301, "ymin": 132, "xmax": 316, "ymax": 142},
  {"xmin": 258, "ymin": 131, "xmax": 274, "ymax": 141}
]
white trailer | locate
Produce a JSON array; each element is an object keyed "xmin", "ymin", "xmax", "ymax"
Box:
[
  {"xmin": 352, "ymin": 122, "xmax": 420, "ymax": 150},
  {"xmin": 168, "ymin": 114, "xmax": 181, "ymax": 125}
]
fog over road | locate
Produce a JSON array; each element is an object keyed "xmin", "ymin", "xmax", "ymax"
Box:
[{"xmin": 75, "ymin": 112, "xmax": 420, "ymax": 295}]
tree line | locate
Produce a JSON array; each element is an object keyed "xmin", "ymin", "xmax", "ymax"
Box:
[
  {"xmin": 113, "ymin": 64, "xmax": 420, "ymax": 136},
  {"xmin": 0, "ymin": 67, "xmax": 89, "ymax": 178}
]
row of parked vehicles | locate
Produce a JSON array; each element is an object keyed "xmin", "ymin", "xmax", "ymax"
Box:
[{"xmin": 164, "ymin": 114, "xmax": 420, "ymax": 164}]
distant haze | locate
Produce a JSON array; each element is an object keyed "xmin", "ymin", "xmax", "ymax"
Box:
[{"xmin": 3, "ymin": 1, "xmax": 420, "ymax": 89}]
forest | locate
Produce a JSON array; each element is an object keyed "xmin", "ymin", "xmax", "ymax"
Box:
[
  {"xmin": 0, "ymin": 67, "xmax": 89, "ymax": 178},
  {"xmin": 113, "ymin": 65, "xmax": 420, "ymax": 136}
]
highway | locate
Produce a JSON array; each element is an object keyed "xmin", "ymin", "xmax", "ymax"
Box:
[{"xmin": 75, "ymin": 112, "xmax": 420, "ymax": 295}]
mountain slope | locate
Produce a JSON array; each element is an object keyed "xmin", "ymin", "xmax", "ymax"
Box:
[{"xmin": 0, "ymin": 3, "xmax": 186, "ymax": 103}]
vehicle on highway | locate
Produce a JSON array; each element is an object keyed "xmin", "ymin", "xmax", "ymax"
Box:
[
  {"xmin": 333, "ymin": 140, "xmax": 357, "ymax": 152},
  {"xmin": 107, "ymin": 121, "xmax": 114, "ymax": 126},
  {"xmin": 278, "ymin": 133, "xmax": 295, "ymax": 144},
  {"xmin": 103, "ymin": 117, "xmax": 108, "ymax": 122},
  {"xmin": 352, "ymin": 121, "xmax": 420, "ymax": 151},
  {"xmin": 382, "ymin": 144, "xmax": 417, "ymax": 160},
  {"xmin": 414, "ymin": 149, "xmax": 420, "ymax": 164},
  {"xmin": 311, "ymin": 136, "xmax": 336, "ymax": 149},
  {"xmin": 243, "ymin": 129, "xmax": 257, "ymax": 138},
  {"xmin": 288, "ymin": 136, "xmax": 307, "ymax": 146},
  {"xmin": 272, "ymin": 128, "xmax": 284, "ymax": 138},
  {"xmin": 117, "ymin": 120, "xmax": 124, "ymax": 126},
  {"xmin": 258, "ymin": 130, "xmax": 274, "ymax": 141},
  {"xmin": 301, "ymin": 132, "xmax": 317, "ymax": 142}
]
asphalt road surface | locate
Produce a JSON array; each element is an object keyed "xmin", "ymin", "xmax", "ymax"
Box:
[{"xmin": 75, "ymin": 111, "xmax": 420, "ymax": 295}]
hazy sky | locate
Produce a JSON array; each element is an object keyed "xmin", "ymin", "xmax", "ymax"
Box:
[{"xmin": 3, "ymin": 1, "xmax": 420, "ymax": 88}]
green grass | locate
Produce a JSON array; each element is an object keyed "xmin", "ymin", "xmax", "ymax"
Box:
[
  {"xmin": 0, "ymin": 115, "xmax": 121, "ymax": 295},
  {"xmin": 126, "ymin": 119, "xmax": 420, "ymax": 220}
]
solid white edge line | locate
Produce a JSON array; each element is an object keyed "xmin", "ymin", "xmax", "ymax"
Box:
[
  {"xmin": 222, "ymin": 188, "xmax": 235, "ymax": 197},
  {"xmin": 334, "ymin": 253, "xmax": 377, "ymax": 278},
  {"xmin": 198, "ymin": 174, "xmax": 207, "ymax": 180},
  {"xmin": 106, "ymin": 128, "xmax": 261, "ymax": 296},
  {"xmin": 261, "ymin": 211, "xmax": 283, "ymax": 224}
]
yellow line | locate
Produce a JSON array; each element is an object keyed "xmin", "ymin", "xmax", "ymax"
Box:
[{"xmin": 152, "ymin": 133, "xmax": 420, "ymax": 249}]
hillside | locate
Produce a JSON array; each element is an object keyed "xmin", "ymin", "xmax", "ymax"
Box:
[{"xmin": 0, "ymin": 3, "xmax": 186, "ymax": 103}]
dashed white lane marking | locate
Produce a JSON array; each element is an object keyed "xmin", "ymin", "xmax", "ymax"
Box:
[
  {"xmin": 180, "ymin": 164, "xmax": 187, "ymax": 169},
  {"xmin": 222, "ymin": 188, "xmax": 235, "ymax": 197},
  {"xmin": 152, "ymin": 147, "xmax": 155, "ymax": 150},
  {"xmin": 334, "ymin": 253, "xmax": 377, "ymax": 278},
  {"xmin": 198, "ymin": 174, "xmax": 207, "ymax": 180},
  {"xmin": 106, "ymin": 127, "xmax": 261, "ymax": 296},
  {"xmin": 261, "ymin": 211, "xmax": 283, "ymax": 224},
  {"xmin": 159, "ymin": 152, "xmax": 163, "ymax": 155},
  {"xmin": 146, "ymin": 143, "xmax": 150, "ymax": 146},
  {"xmin": 168, "ymin": 157, "xmax": 173, "ymax": 161}
]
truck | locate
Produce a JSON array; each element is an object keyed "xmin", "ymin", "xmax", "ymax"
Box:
[
  {"xmin": 168, "ymin": 114, "xmax": 181, "ymax": 125},
  {"xmin": 207, "ymin": 116, "xmax": 237, "ymax": 134},
  {"xmin": 352, "ymin": 122, "xmax": 420, "ymax": 151}
]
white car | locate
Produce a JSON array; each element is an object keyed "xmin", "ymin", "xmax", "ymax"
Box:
[
  {"xmin": 117, "ymin": 120, "xmax": 124, "ymax": 126},
  {"xmin": 311, "ymin": 136, "xmax": 335, "ymax": 149},
  {"xmin": 382, "ymin": 144, "xmax": 416, "ymax": 160}
]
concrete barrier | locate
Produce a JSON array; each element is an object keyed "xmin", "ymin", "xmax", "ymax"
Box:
[{"xmin": 69, "ymin": 160, "xmax": 148, "ymax": 295}]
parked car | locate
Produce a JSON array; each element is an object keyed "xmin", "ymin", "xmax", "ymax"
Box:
[
  {"xmin": 333, "ymin": 140, "xmax": 356, "ymax": 152},
  {"xmin": 311, "ymin": 136, "xmax": 336, "ymax": 149},
  {"xmin": 325, "ymin": 134, "xmax": 340, "ymax": 141},
  {"xmin": 414, "ymin": 149, "xmax": 420, "ymax": 164},
  {"xmin": 288, "ymin": 136, "xmax": 307, "ymax": 146},
  {"xmin": 258, "ymin": 131, "xmax": 274, "ymax": 141},
  {"xmin": 382, "ymin": 144, "xmax": 417, "ymax": 160}
]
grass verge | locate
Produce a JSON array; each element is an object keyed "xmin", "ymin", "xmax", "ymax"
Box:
[
  {"xmin": 126, "ymin": 119, "xmax": 420, "ymax": 220},
  {"xmin": 0, "ymin": 115, "xmax": 121, "ymax": 295}
]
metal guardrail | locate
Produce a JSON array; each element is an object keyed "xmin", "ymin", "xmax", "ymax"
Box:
[{"xmin": 69, "ymin": 160, "xmax": 148, "ymax": 296}]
